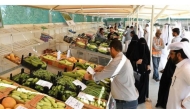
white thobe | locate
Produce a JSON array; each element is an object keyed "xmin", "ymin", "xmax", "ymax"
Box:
[
  {"xmin": 167, "ymin": 59, "xmax": 190, "ymax": 109},
  {"xmin": 138, "ymin": 31, "xmax": 143, "ymax": 39},
  {"xmin": 145, "ymin": 33, "xmax": 150, "ymax": 48},
  {"xmin": 145, "ymin": 27, "xmax": 150, "ymax": 48},
  {"xmin": 159, "ymin": 25, "xmax": 173, "ymax": 70},
  {"xmin": 172, "ymin": 35, "xmax": 182, "ymax": 43}
]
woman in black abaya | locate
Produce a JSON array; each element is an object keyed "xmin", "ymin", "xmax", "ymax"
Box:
[
  {"xmin": 136, "ymin": 38, "xmax": 151, "ymax": 104},
  {"xmin": 126, "ymin": 31, "xmax": 139, "ymax": 71}
]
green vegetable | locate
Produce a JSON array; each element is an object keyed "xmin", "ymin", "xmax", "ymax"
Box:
[
  {"xmin": 12, "ymin": 73, "xmax": 30, "ymax": 84},
  {"xmin": 36, "ymin": 96, "xmax": 66, "ymax": 109},
  {"xmin": 33, "ymin": 69, "xmax": 57, "ymax": 81},
  {"xmin": 24, "ymin": 56, "xmax": 47, "ymax": 68}
]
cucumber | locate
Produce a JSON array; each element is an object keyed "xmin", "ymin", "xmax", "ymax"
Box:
[{"xmin": 11, "ymin": 95, "xmax": 21, "ymax": 100}]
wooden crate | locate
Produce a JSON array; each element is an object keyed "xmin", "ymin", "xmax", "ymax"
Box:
[
  {"xmin": 58, "ymin": 62, "xmax": 74, "ymax": 71},
  {"xmin": 5, "ymin": 53, "xmax": 21, "ymax": 65},
  {"xmin": 50, "ymin": 52, "xmax": 67, "ymax": 59},
  {"xmin": 66, "ymin": 57, "xmax": 78, "ymax": 63},
  {"xmin": 52, "ymin": 60, "xmax": 59, "ymax": 68},
  {"xmin": 0, "ymin": 77, "xmax": 20, "ymax": 87},
  {"xmin": 81, "ymin": 97, "xmax": 107, "ymax": 109},
  {"xmin": 40, "ymin": 55, "xmax": 54, "ymax": 65}
]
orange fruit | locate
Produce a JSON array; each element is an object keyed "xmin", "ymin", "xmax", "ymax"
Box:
[{"xmin": 2, "ymin": 97, "xmax": 16, "ymax": 108}]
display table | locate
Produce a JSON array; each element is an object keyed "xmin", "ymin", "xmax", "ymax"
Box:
[
  {"xmin": 0, "ymin": 65, "xmax": 113, "ymax": 109},
  {"xmin": 70, "ymin": 47, "xmax": 111, "ymax": 66}
]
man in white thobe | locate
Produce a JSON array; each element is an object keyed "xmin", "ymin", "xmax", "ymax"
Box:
[
  {"xmin": 144, "ymin": 24, "xmax": 150, "ymax": 48},
  {"xmin": 122, "ymin": 26, "xmax": 132, "ymax": 53},
  {"xmin": 138, "ymin": 25, "xmax": 144, "ymax": 39},
  {"xmin": 167, "ymin": 41, "xmax": 190, "ymax": 109},
  {"xmin": 172, "ymin": 28, "xmax": 182, "ymax": 43},
  {"xmin": 159, "ymin": 24, "xmax": 173, "ymax": 71}
]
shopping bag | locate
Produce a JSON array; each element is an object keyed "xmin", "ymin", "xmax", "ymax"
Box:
[{"xmin": 134, "ymin": 71, "xmax": 141, "ymax": 81}]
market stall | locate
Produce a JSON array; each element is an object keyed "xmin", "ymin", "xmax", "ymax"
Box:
[{"xmin": 0, "ymin": 20, "xmax": 120, "ymax": 109}]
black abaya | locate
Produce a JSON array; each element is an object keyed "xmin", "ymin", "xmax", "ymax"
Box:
[
  {"xmin": 156, "ymin": 57, "xmax": 176, "ymax": 108},
  {"xmin": 135, "ymin": 42, "xmax": 151, "ymax": 104},
  {"xmin": 137, "ymin": 71, "xmax": 150, "ymax": 104},
  {"xmin": 126, "ymin": 35, "xmax": 139, "ymax": 71}
]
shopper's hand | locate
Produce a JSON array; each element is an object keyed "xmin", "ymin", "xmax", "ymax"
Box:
[
  {"xmin": 94, "ymin": 65, "xmax": 104, "ymax": 72},
  {"xmin": 147, "ymin": 65, "xmax": 151, "ymax": 70},
  {"xmin": 84, "ymin": 73, "xmax": 93, "ymax": 80},
  {"xmin": 136, "ymin": 59, "xmax": 143, "ymax": 64}
]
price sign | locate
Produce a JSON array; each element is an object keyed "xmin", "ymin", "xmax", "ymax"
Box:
[
  {"xmin": 65, "ymin": 96, "xmax": 84, "ymax": 109},
  {"xmin": 73, "ymin": 80, "xmax": 87, "ymax": 90},
  {"xmin": 36, "ymin": 80, "xmax": 53, "ymax": 89},
  {"xmin": 86, "ymin": 66, "xmax": 95, "ymax": 75},
  {"xmin": 77, "ymin": 92, "xmax": 95, "ymax": 101}
]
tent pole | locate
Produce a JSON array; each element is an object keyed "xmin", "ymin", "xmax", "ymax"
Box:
[
  {"xmin": 150, "ymin": 5, "xmax": 154, "ymax": 64},
  {"xmin": 137, "ymin": 7, "xmax": 139, "ymax": 35}
]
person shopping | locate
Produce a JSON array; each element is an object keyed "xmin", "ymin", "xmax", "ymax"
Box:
[{"xmin": 84, "ymin": 39, "xmax": 139, "ymax": 109}]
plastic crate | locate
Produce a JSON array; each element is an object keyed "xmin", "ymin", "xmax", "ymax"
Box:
[{"xmin": 21, "ymin": 53, "xmax": 47, "ymax": 71}]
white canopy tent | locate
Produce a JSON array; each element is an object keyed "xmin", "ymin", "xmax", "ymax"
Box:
[
  {"xmin": 24, "ymin": 5, "xmax": 190, "ymax": 19},
  {"xmin": 24, "ymin": 5, "xmax": 190, "ymax": 68}
]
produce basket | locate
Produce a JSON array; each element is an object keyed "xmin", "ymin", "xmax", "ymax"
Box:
[
  {"xmin": 40, "ymin": 54, "xmax": 57, "ymax": 65},
  {"xmin": 5, "ymin": 83, "xmax": 69, "ymax": 109},
  {"xmin": 66, "ymin": 56, "xmax": 78, "ymax": 63},
  {"xmin": 58, "ymin": 62, "xmax": 74, "ymax": 71},
  {"xmin": 21, "ymin": 53, "xmax": 47, "ymax": 71},
  {"xmin": 98, "ymin": 46, "xmax": 110, "ymax": 55},
  {"xmin": 5, "ymin": 53, "xmax": 21, "ymax": 65},
  {"xmin": 30, "ymin": 69, "xmax": 57, "ymax": 83},
  {"xmin": 0, "ymin": 78, "xmax": 19, "ymax": 101},
  {"xmin": 43, "ymin": 48, "xmax": 56, "ymax": 54},
  {"xmin": 58, "ymin": 59, "xmax": 74, "ymax": 71},
  {"xmin": 86, "ymin": 43, "xmax": 98, "ymax": 52},
  {"xmin": 63, "ymin": 35, "xmax": 73, "ymax": 43},
  {"xmin": 49, "ymin": 52, "xmax": 67, "ymax": 59},
  {"xmin": 48, "ymin": 75, "xmax": 82, "ymax": 102},
  {"xmin": 77, "ymin": 95, "xmax": 108, "ymax": 109},
  {"xmin": 52, "ymin": 60, "xmax": 59, "ymax": 68},
  {"xmin": 0, "ymin": 77, "xmax": 20, "ymax": 87},
  {"xmin": 75, "ymin": 38, "xmax": 88, "ymax": 49},
  {"xmin": 21, "ymin": 78, "xmax": 48, "ymax": 94}
]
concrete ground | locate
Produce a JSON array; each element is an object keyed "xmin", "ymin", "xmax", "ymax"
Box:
[{"xmin": 137, "ymin": 69, "xmax": 164, "ymax": 109}]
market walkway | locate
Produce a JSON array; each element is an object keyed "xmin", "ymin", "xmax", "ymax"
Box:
[{"xmin": 137, "ymin": 71, "xmax": 164, "ymax": 109}]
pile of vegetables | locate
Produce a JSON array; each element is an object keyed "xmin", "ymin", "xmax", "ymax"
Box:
[
  {"xmin": 24, "ymin": 56, "xmax": 47, "ymax": 68},
  {"xmin": 32, "ymin": 69, "xmax": 57, "ymax": 82}
]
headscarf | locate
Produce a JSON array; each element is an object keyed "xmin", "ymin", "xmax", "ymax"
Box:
[{"xmin": 168, "ymin": 41, "xmax": 190, "ymax": 59}]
